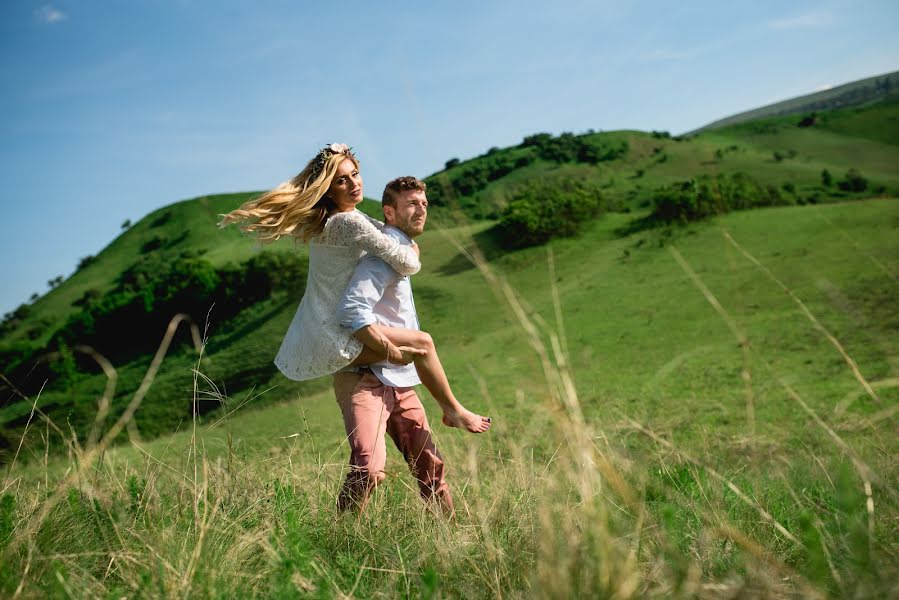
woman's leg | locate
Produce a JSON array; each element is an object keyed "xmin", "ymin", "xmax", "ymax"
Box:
[{"xmin": 353, "ymin": 326, "xmax": 491, "ymax": 434}]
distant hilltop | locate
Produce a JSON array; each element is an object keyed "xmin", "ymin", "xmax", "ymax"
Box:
[{"xmin": 688, "ymin": 69, "xmax": 899, "ymax": 135}]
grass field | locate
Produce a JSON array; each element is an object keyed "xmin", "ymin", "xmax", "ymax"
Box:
[{"xmin": 2, "ymin": 197, "xmax": 897, "ymax": 597}]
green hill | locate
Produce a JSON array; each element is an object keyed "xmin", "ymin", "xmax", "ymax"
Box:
[
  {"xmin": 2, "ymin": 198, "xmax": 897, "ymax": 596},
  {"xmin": 2, "ymin": 95, "xmax": 899, "ymax": 458},
  {"xmin": 1, "ymin": 82, "xmax": 898, "ymax": 595},
  {"xmin": 688, "ymin": 69, "xmax": 899, "ymax": 134},
  {"xmin": 423, "ymin": 96, "xmax": 899, "ymax": 220}
]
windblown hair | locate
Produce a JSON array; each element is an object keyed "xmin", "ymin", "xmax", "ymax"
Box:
[
  {"xmin": 218, "ymin": 144, "xmax": 359, "ymax": 243},
  {"xmin": 382, "ymin": 176, "xmax": 427, "ymax": 207}
]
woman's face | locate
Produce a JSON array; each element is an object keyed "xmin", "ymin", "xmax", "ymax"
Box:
[{"xmin": 329, "ymin": 158, "xmax": 363, "ymax": 212}]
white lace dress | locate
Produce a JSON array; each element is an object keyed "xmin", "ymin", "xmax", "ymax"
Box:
[{"xmin": 274, "ymin": 210, "xmax": 421, "ymax": 381}]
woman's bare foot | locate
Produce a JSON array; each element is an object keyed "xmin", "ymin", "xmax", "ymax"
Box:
[{"xmin": 442, "ymin": 409, "xmax": 492, "ymax": 433}]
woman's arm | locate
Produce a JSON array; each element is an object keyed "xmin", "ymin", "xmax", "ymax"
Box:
[{"xmin": 331, "ymin": 211, "xmax": 421, "ymax": 275}]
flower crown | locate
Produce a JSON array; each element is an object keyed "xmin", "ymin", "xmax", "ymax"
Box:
[{"xmin": 311, "ymin": 143, "xmax": 354, "ymax": 178}]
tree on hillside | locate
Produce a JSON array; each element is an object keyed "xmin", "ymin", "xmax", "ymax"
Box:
[
  {"xmin": 496, "ymin": 176, "xmax": 605, "ymax": 248},
  {"xmin": 141, "ymin": 235, "xmax": 168, "ymax": 253},
  {"xmin": 821, "ymin": 169, "xmax": 833, "ymax": 187},
  {"xmin": 47, "ymin": 275, "xmax": 64, "ymax": 289},
  {"xmin": 798, "ymin": 113, "xmax": 817, "ymax": 128},
  {"xmin": 522, "ymin": 132, "xmax": 552, "ymax": 147},
  {"xmin": 121, "ymin": 219, "xmax": 132, "ymax": 229},
  {"xmin": 77, "ymin": 255, "xmax": 96, "ymax": 270},
  {"xmin": 1, "ymin": 303, "xmax": 32, "ymax": 335},
  {"xmin": 838, "ymin": 168, "xmax": 868, "ymax": 192},
  {"xmin": 444, "ymin": 158, "xmax": 460, "ymax": 170},
  {"xmin": 73, "ymin": 288, "xmax": 102, "ymax": 308}
]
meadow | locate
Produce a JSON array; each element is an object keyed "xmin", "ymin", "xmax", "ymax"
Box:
[{"xmin": 2, "ymin": 197, "xmax": 897, "ymax": 598}]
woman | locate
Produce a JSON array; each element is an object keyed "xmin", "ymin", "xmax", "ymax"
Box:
[{"xmin": 220, "ymin": 143, "xmax": 490, "ymax": 433}]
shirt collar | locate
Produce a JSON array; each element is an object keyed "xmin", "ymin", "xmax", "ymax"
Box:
[{"xmin": 384, "ymin": 224, "xmax": 413, "ymax": 245}]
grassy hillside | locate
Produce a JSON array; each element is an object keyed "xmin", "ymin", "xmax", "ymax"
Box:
[
  {"xmin": 2, "ymin": 194, "xmax": 384, "ymax": 349},
  {"xmin": 425, "ymin": 97, "xmax": 899, "ymax": 220},
  {"xmin": 2, "ymin": 98, "xmax": 899, "ymax": 456},
  {"xmin": 2, "ymin": 198, "xmax": 897, "ymax": 596},
  {"xmin": 0, "ymin": 195, "xmax": 386, "ymax": 452},
  {"xmin": 688, "ymin": 69, "xmax": 899, "ymax": 134}
]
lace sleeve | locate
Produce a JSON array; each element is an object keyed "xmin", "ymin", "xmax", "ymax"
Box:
[{"xmin": 328, "ymin": 211, "xmax": 421, "ymax": 275}]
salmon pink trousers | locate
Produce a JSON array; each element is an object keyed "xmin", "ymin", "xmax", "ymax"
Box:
[{"xmin": 333, "ymin": 371, "xmax": 454, "ymax": 514}]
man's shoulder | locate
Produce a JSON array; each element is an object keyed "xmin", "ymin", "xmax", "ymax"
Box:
[
  {"xmin": 357, "ymin": 246, "xmax": 404, "ymax": 279},
  {"xmin": 358, "ymin": 226, "xmax": 411, "ymax": 273}
]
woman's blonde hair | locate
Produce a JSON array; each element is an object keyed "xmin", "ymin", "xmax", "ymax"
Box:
[{"xmin": 218, "ymin": 143, "xmax": 358, "ymax": 243}]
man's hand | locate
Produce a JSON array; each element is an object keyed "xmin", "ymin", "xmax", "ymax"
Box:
[{"xmin": 386, "ymin": 344, "xmax": 427, "ymax": 365}]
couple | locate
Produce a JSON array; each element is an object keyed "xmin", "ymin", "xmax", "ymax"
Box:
[{"xmin": 221, "ymin": 143, "xmax": 491, "ymax": 515}]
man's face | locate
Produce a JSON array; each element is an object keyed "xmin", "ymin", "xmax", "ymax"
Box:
[{"xmin": 384, "ymin": 189, "xmax": 428, "ymax": 238}]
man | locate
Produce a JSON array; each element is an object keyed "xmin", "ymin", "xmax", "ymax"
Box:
[{"xmin": 334, "ymin": 176, "xmax": 454, "ymax": 514}]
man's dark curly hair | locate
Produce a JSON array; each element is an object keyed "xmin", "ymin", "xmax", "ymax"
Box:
[{"xmin": 382, "ymin": 176, "xmax": 427, "ymax": 207}]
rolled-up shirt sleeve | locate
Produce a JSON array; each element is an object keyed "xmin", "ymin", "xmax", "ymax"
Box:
[{"xmin": 337, "ymin": 256, "xmax": 399, "ymax": 332}]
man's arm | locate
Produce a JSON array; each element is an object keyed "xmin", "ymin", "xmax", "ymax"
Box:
[{"xmin": 337, "ymin": 255, "xmax": 405, "ymax": 361}]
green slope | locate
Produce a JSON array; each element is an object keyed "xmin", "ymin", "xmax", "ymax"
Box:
[
  {"xmin": 425, "ymin": 98, "xmax": 899, "ymax": 220},
  {"xmin": 5, "ymin": 198, "xmax": 897, "ymax": 597},
  {"xmin": 2, "ymin": 95, "xmax": 899, "ymax": 460},
  {"xmin": 688, "ymin": 69, "xmax": 899, "ymax": 134},
  {"xmin": 2, "ymin": 76, "xmax": 899, "ymax": 599}
]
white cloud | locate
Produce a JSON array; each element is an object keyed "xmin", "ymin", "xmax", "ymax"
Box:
[
  {"xmin": 768, "ymin": 12, "xmax": 832, "ymax": 30},
  {"xmin": 35, "ymin": 5, "xmax": 67, "ymax": 24}
]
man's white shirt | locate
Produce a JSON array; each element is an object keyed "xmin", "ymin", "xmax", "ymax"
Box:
[{"xmin": 337, "ymin": 225, "xmax": 422, "ymax": 388}]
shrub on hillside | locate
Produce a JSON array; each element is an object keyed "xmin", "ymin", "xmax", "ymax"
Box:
[
  {"xmin": 522, "ymin": 133, "xmax": 553, "ymax": 148},
  {"xmin": 838, "ymin": 168, "xmax": 868, "ymax": 192},
  {"xmin": 150, "ymin": 211, "xmax": 172, "ymax": 228},
  {"xmin": 76, "ymin": 255, "xmax": 96, "ymax": 271},
  {"xmin": 495, "ymin": 177, "xmax": 604, "ymax": 248},
  {"xmin": 798, "ymin": 113, "xmax": 817, "ymax": 127},
  {"xmin": 436, "ymin": 150, "xmax": 535, "ymax": 199},
  {"xmin": 433, "ymin": 132, "xmax": 627, "ymax": 210},
  {"xmin": 648, "ymin": 172, "xmax": 787, "ymax": 225},
  {"xmin": 72, "ymin": 288, "xmax": 102, "ymax": 308},
  {"xmin": 577, "ymin": 137, "xmax": 628, "ymax": 164},
  {"xmin": 523, "ymin": 131, "xmax": 627, "ymax": 165},
  {"xmin": 141, "ymin": 235, "xmax": 168, "ymax": 253},
  {"xmin": 47, "ymin": 250, "xmax": 307, "ymax": 364},
  {"xmin": 0, "ymin": 304, "xmax": 32, "ymax": 337}
]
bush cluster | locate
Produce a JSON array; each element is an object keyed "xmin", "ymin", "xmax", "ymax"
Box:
[
  {"xmin": 444, "ymin": 152, "xmax": 534, "ymax": 198},
  {"xmin": 522, "ymin": 132, "xmax": 628, "ymax": 165},
  {"xmin": 428, "ymin": 132, "xmax": 627, "ymax": 209},
  {"xmin": 1, "ymin": 250, "xmax": 307, "ymax": 395},
  {"xmin": 495, "ymin": 177, "xmax": 605, "ymax": 248},
  {"xmin": 648, "ymin": 173, "xmax": 788, "ymax": 225},
  {"xmin": 837, "ymin": 168, "xmax": 868, "ymax": 192}
]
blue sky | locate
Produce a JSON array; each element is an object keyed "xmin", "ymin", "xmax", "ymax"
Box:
[{"xmin": 1, "ymin": 0, "xmax": 898, "ymax": 315}]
